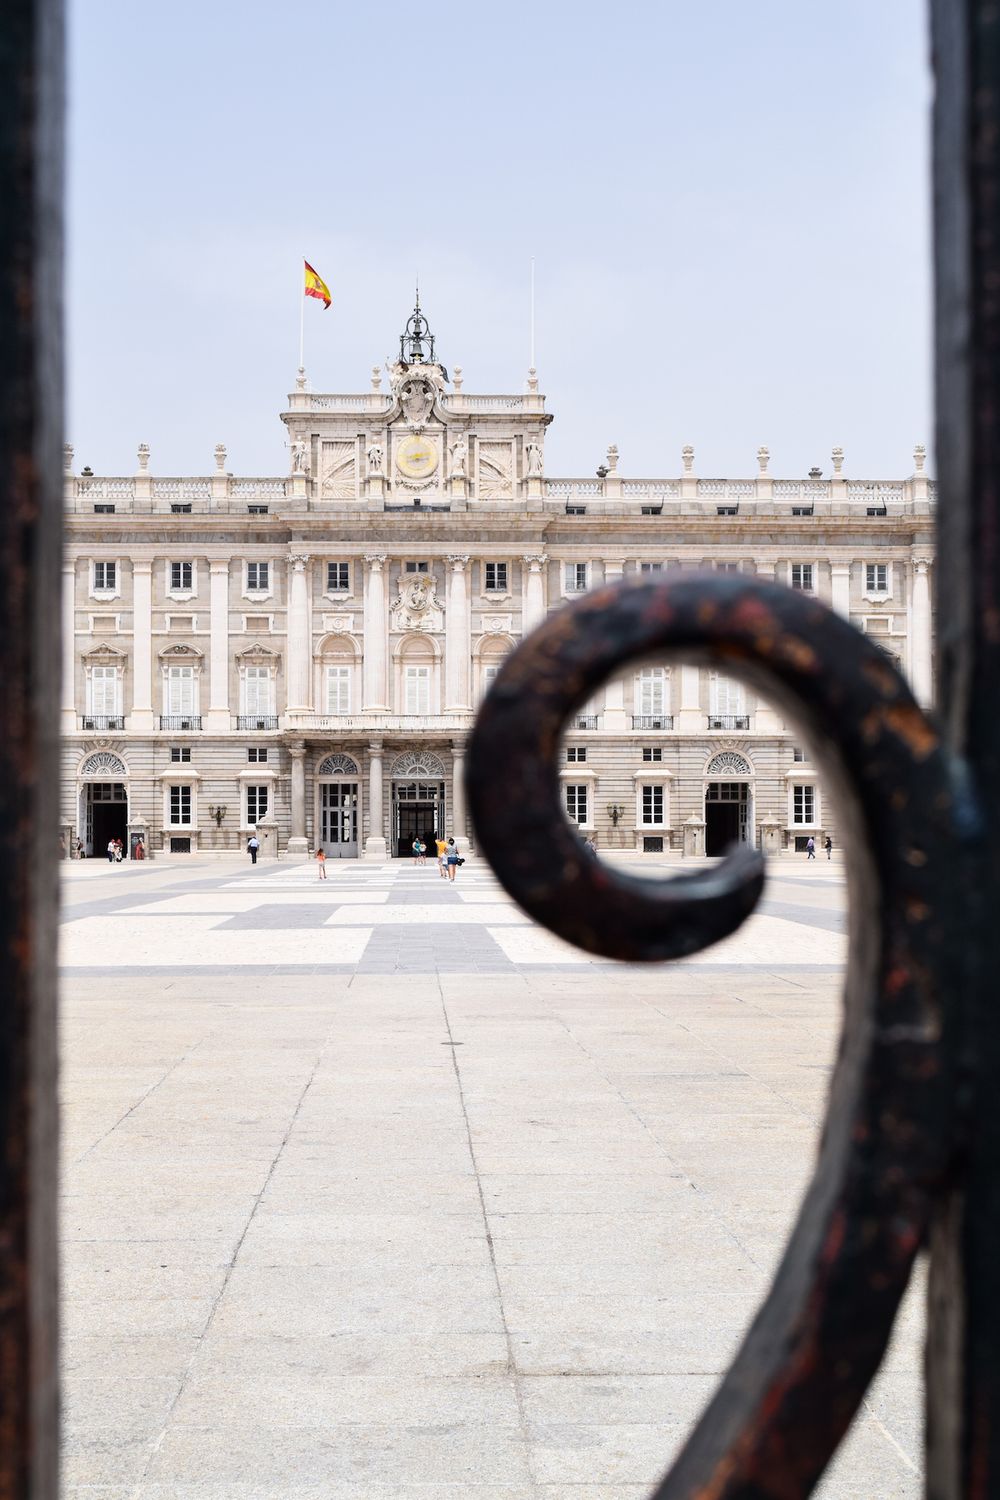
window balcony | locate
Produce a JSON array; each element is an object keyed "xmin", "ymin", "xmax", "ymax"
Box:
[
  {"xmin": 79, "ymin": 715, "xmax": 124, "ymax": 731},
  {"xmin": 632, "ymin": 714, "xmax": 673, "ymax": 730},
  {"xmin": 235, "ymin": 715, "xmax": 279, "ymax": 731},
  {"xmin": 159, "ymin": 715, "xmax": 202, "ymax": 731},
  {"xmin": 570, "ymin": 714, "xmax": 600, "ymax": 730},
  {"xmin": 707, "ymin": 714, "xmax": 750, "ymax": 730}
]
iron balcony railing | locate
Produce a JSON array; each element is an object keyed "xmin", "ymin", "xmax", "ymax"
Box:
[
  {"xmin": 235, "ymin": 715, "xmax": 279, "ymax": 730},
  {"xmin": 79, "ymin": 714, "xmax": 124, "ymax": 731},
  {"xmin": 707, "ymin": 714, "xmax": 750, "ymax": 730},
  {"xmin": 632, "ymin": 714, "xmax": 674, "ymax": 729},
  {"xmin": 158, "ymin": 715, "xmax": 202, "ymax": 731},
  {"xmin": 570, "ymin": 714, "xmax": 600, "ymax": 730}
]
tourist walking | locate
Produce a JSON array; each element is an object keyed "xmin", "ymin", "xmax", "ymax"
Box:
[
  {"xmin": 106, "ymin": 839, "xmax": 116, "ymax": 864},
  {"xmin": 806, "ymin": 836, "xmax": 816, "ymax": 860},
  {"xmin": 445, "ymin": 837, "xmax": 461, "ymax": 882},
  {"xmin": 411, "ymin": 835, "xmax": 425, "ymax": 864},
  {"xmin": 247, "ymin": 834, "xmax": 260, "ymax": 865},
  {"xmin": 316, "ymin": 846, "xmax": 327, "ymax": 880},
  {"xmin": 824, "ymin": 835, "xmax": 833, "ymax": 861},
  {"xmin": 435, "ymin": 836, "xmax": 448, "ymax": 878}
]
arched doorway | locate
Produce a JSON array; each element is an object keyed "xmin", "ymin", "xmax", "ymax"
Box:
[
  {"xmin": 78, "ymin": 750, "xmax": 129, "ymax": 858},
  {"xmin": 315, "ymin": 752, "xmax": 360, "ymax": 858},
  {"xmin": 704, "ymin": 751, "xmax": 754, "ymax": 856},
  {"xmin": 390, "ymin": 749, "xmax": 445, "ymax": 858}
]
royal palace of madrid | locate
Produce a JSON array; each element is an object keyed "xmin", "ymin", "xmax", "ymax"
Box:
[{"xmin": 60, "ymin": 302, "xmax": 935, "ymax": 861}]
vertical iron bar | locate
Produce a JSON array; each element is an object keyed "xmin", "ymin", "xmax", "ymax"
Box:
[
  {"xmin": 0, "ymin": 0, "xmax": 64, "ymax": 1495},
  {"xmin": 929, "ymin": 0, "xmax": 1000, "ymax": 1493}
]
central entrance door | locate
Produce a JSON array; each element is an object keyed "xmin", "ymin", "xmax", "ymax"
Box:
[
  {"xmin": 705, "ymin": 781, "xmax": 751, "ymax": 855},
  {"xmin": 394, "ymin": 780, "xmax": 444, "ymax": 858},
  {"xmin": 320, "ymin": 782, "xmax": 358, "ymax": 858},
  {"xmin": 83, "ymin": 781, "xmax": 128, "ymax": 857}
]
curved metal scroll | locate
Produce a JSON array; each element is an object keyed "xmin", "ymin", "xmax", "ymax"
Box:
[{"xmin": 466, "ymin": 574, "xmax": 966, "ymax": 1499}]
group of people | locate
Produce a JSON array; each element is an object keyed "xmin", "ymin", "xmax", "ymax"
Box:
[
  {"xmin": 412, "ymin": 835, "xmax": 463, "ymax": 881},
  {"xmin": 106, "ymin": 838, "xmax": 125, "ymax": 863},
  {"xmin": 804, "ymin": 836, "xmax": 834, "ymax": 861}
]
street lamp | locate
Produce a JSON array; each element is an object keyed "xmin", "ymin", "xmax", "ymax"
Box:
[
  {"xmin": 606, "ymin": 803, "xmax": 625, "ymax": 827},
  {"xmin": 208, "ymin": 804, "xmax": 227, "ymax": 828}
]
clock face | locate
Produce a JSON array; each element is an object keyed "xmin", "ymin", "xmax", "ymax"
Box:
[{"xmin": 395, "ymin": 435, "xmax": 439, "ymax": 479}]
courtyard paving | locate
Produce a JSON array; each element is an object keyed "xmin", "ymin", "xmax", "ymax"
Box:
[{"xmin": 60, "ymin": 852, "xmax": 921, "ymax": 1499}]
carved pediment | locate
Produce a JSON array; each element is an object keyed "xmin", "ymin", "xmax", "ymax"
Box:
[
  {"xmin": 82, "ymin": 641, "xmax": 128, "ymax": 665},
  {"xmin": 235, "ymin": 642, "xmax": 281, "ymax": 665},
  {"xmin": 157, "ymin": 642, "xmax": 204, "ymax": 661}
]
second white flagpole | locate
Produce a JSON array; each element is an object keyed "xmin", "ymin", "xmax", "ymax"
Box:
[{"xmin": 298, "ymin": 259, "xmax": 305, "ymax": 376}]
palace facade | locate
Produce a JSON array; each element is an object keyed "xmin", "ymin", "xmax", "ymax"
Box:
[{"xmin": 61, "ymin": 303, "xmax": 935, "ymax": 860}]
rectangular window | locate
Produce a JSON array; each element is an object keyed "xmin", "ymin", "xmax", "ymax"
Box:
[
  {"xmin": 710, "ymin": 674, "xmax": 745, "ymax": 717},
  {"xmin": 643, "ymin": 746, "xmax": 663, "ymax": 762},
  {"xmin": 867, "ymin": 505, "xmax": 888, "ymax": 517},
  {"xmin": 170, "ymin": 746, "xmax": 192, "ymax": 763},
  {"xmin": 405, "ymin": 561, "xmax": 428, "ymax": 573},
  {"xmin": 565, "ymin": 504, "xmax": 587, "ymax": 516},
  {"xmin": 481, "ymin": 664, "xmax": 500, "ymax": 700},
  {"xmin": 246, "ymin": 784, "xmax": 269, "ymax": 824},
  {"xmin": 792, "ymin": 746, "xmax": 806, "ymax": 762},
  {"xmin": 640, "ymin": 505, "xmax": 661, "ymax": 516},
  {"xmin": 169, "ymin": 784, "xmax": 192, "ymax": 825},
  {"xmin": 715, "ymin": 561, "xmax": 740, "ymax": 573},
  {"xmin": 566, "ymin": 747, "xmax": 587, "ymax": 763},
  {"xmin": 717, "ymin": 505, "xmax": 738, "ymax": 516},
  {"xmin": 565, "ymin": 783, "xmax": 588, "ymax": 825},
  {"xmin": 564, "ymin": 562, "xmax": 589, "ymax": 593},
  {"xmin": 485, "ymin": 562, "xmax": 508, "ymax": 592},
  {"xmin": 404, "ymin": 664, "xmax": 431, "ymax": 714},
  {"xmin": 166, "ymin": 665, "xmax": 195, "ymax": 715},
  {"xmin": 325, "ymin": 665, "xmax": 352, "ymax": 715},
  {"xmin": 171, "ymin": 503, "xmax": 192, "ymax": 514},
  {"xmin": 248, "ymin": 505, "xmax": 269, "ymax": 515},
  {"xmin": 93, "ymin": 561, "xmax": 116, "ymax": 591},
  {"xmin": 88, "ymin": 665, "xmax": 120, "ymax": 716},
  {"xmin": 170, "ymin": 561, "xmax": 193, "ymax": 591},
  {"xmin": 327, "ymin": 562, "xmax": 350, "ymax": 592},
  {"xmin": 791, "ymin": 506, "xmax": 814, "ymax": 517},
  {"xmin": 93, "ymin": 504, "xmax": 115, "ymax": 514},
  {"xmin": 247, "ymin": 747, "xmax": 268, "ymax": 763},
  {"xmin": 641, "ymin": 784, "xmax": 664, "ymax": 825},
  {"xmin": 246, "ymin": 562, "xmax": 269, "ymax": 591},
  {"xmin": 790, "ymin": 563, "xmax": 814, "ymax": 591},
  {"xmin": 639, "ymin": 667, "xmax": 667, "ymax": 715},
  {"xmin": 793, "ymin": 784, "xmax": 816, "ymax": 824},
  {"xmin": 639, "ymin": 562, "xmax": 663, "ymax": 573},
  {"xmin": 866, "ymin": 562, "xmax": 889, "ymax": 593},
  {"xmin": 242, "ymin": 665, "xmax": 273, "ymax": 715}
]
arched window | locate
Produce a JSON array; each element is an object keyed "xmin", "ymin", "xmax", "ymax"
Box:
[
  {"xmin": 315, "ymin": 634, "xmax": 359, "ymax": 717},
  {"xmin": 395, "ymin": 634, "xmax": 439, "ymax": 716}
]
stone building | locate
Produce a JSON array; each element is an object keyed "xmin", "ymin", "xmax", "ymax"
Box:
[{"xmin": 61, "ymin": 301, "xmax": 935, "ymax": 859}]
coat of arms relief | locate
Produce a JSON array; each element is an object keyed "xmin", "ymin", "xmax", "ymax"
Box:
[{"xmin": 390, "ymin": 573, "xmax": 444, "ymax": 632}]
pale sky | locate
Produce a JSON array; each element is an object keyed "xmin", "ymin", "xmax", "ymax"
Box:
[{"xmin": 68, "ymin": 1, "xmax": 932, "ymax": 481}]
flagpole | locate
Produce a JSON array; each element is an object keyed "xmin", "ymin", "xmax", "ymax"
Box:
[
  {"xmin": 298, "ymin": 259, "xmax": 305, "ymax": 376},
  {"xmin": 529, "ymin": 256, "xmax": 536, "ymax": 370}
]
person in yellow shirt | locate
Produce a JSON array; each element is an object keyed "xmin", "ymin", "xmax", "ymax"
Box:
[{"xmin": 435, "ymin": 837, "xmax": 448, "ymax": 878}]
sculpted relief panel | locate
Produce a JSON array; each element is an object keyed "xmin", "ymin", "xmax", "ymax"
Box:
[
  {"xmin": 321, "ymin": 440, "xmax": 358, "ymax": 501},
  {"xmin": 390, "ymin": 573, "xmax": 444, "ymax": 633},
  {"xmin": 477, "ymin": 440, "xmax": 514, "ymax": 500}
]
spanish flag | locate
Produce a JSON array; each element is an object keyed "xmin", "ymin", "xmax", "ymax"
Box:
[{"xmin": 304, "ymin": 259, "xmax": 331, "ymax": 310}]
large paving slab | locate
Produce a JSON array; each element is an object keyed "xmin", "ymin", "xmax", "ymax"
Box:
[{"xmin": 60, "ymin": 853, "xmax": 919, "ymax": 1498}]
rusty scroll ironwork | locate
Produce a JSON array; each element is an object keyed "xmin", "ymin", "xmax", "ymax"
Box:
[{"xmin": 467, "ymin": 573, "xmax": 966, "ymax": 1498}]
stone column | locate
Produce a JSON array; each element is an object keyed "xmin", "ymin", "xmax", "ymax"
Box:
[
  {"xmin": 601, "ymin": 561, "xmax": 629, "ymax": 730},
  {"xmin": 62, "ymin": 560, "xmax": 76, "ymax": 729},
  {"xmin": 286, "ymin": 555, "xmax": 312, "ymax": 713},
  {"xmin": 830, "ymin": 562, "xmax": 852, "ymax": 619},
  {"xmin": 365, "ymin": 739, "xmax": 388, "ymax": 860},
  {"xmin": 207, "ymin": 559, "xmax": 230, "ymax": 732},
  {"xmin": 749, "ymin": 560, "xmax": 784, "ymax": 733},
  {"xmin": 286, "ymin": 742, "xmax": 308, "ymax": 860},
  {"xmin": 911, "ymin": 556, "xmax": 933, "ymax": 707},
  {"xmin": 677, "ymin": 665, "xmax": 702, "ymax": 732},
  {"xmin": 521, "ymin": 554, "xmax": 547, "ymax": 634},
  {"xmin": 131, "ymin": 560, "xmax": 154, "ymax": 732},
  {"xmin": 445, "ymin": 555, "xmax": 471, "ymax": 711},
  {"xmin": 451, "ymin": 740, "xmax": 468, "ymax": 851},
  {"xmin": 363, "ymin": 554, "xmax": 389, "ymax": 711}
]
